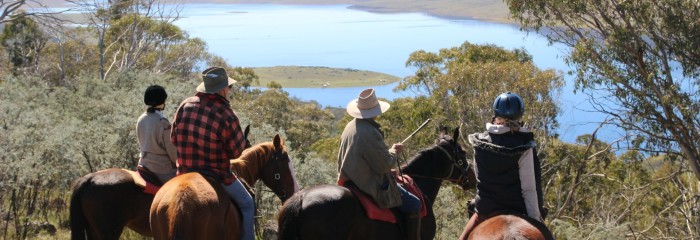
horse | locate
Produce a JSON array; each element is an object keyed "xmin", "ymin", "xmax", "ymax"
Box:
[
  {"xmin": 276, "ymin": 127, "xmax": 476, "ymax": 240},
  {"xmin": 149, "ymin": 134, "xmax": 299, "ymax": 240},
  {"xmin": 69, "ymin": 125, "xmax": 247, "ymax": 240},
  {"xmin": 465, "ymin": 214, "xmax": 554, "ymax": 240}
]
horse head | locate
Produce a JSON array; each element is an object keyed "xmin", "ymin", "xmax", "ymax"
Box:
[
  {"xmin": 233, "ymin": 134, "xmax": 299, "ymax": 203},
  {"xmin": 402, "ymin": 127, "xmax": 475, "ymax": 190},
  {"xmin": 436, "ymin": 127, "xmax": 475, "ymax": 190}
]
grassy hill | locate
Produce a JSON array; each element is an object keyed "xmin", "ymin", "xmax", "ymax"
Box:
[{"xmin": 251, "ymin": 66, "xmax": 400, "ymax": 88}]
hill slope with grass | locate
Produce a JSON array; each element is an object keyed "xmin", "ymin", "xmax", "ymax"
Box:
[{"xmin": 252, "ymin": 66, "xmax": 400, "ymax": 88}]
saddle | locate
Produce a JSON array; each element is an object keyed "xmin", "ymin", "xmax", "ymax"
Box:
[
  {"xmin": 339, "ymin": 175, "xmax": 427, "ymax": 223},
  {"xmin": 126, "ymin": 166, "xmax": 164, "ymax": 195}
]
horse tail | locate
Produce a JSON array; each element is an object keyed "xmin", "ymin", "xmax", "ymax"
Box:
[
  {"xmin": 69, "ymin": 176, "xmax": 90, "ymax": 240},
  {"xmin": 277, "ymin": 191, "xmax": 303, "ymax": 240}
]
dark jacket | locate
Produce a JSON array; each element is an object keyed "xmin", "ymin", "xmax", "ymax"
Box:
[{"xmin": 468, "ymin": 125, "xmax": 544, "ymax": 221}]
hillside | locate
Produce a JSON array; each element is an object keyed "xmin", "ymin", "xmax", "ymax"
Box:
[{"xmin": 251, "ymin": 66, "xmax": 400, "ymax": 88}]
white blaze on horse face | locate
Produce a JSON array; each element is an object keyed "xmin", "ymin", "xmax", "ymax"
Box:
[{"xmin": 288, "ymin": 160, "xmax": 301, "ymax": 193}]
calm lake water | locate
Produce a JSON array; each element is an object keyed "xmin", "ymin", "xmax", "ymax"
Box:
[{"xmin": 169, "ymin": 4, "xmax": 609, "ymax": 143}]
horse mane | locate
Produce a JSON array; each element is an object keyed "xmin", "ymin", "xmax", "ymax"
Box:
[
  {"xmin": 401, "ymin": 134, "xmax": 454, "ymax": 173},
  {"xmin": 231, "ymin": 142, "xmax": 275, "ymax": 184}
]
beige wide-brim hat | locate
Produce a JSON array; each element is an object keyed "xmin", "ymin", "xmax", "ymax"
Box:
[
  {"xmin": 197, "ymin": 67, "xmax": 237, "ymax": 93},
  {"xmin": 346, "ymin": 88, "xmax": 390, "ymax": 119}
]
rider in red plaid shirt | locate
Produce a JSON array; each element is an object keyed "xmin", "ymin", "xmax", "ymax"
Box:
[
  {"xmin": 171, "ymin": 67, "xmax": 254, "ymax": 240},
  {"xmin": 172, "ymin": 92, "xmax": 246, "ymax": 185}
]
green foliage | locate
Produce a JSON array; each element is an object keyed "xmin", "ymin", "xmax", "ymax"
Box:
[{"xmin": 286, "ymin": 103, "xmax": 335, "ymax": 160}]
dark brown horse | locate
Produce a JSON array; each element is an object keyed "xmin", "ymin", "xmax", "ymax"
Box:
[
  {"xmin": 70, "ymin": 126, "xmax": 250, "ymax": 240},
  {"xmin": 277, "ymin": 127, "xmax": 475, "ymax": 240},
  {"xmin": 465, "ymin": 214, "xmax": 553, "ymax": 240},
  {"xmin": 150, "ymin": 134, "xmax": 298, "ymax": 240}
]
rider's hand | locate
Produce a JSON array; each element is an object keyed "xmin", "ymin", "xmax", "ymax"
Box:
[{"xmin": 391, "ymin": 143, "xmax": 404, "ymax": 155}]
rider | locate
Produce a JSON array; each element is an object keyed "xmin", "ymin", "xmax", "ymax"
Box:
[
  {"xmin": 136, "ymin": 85, "xmax": 178, "ymax": 184},
  {"xmin": 459, "ymin": 92, "xmax": 546, "ymax": 239},
  {"xmin": 171, "ymin": 67, "xmax": 255, "ymax": 240},
  {"xmin": 337, "ymin": 88, "xmax": 422, "ymax": 240}
]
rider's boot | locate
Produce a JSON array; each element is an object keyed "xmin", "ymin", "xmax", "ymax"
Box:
[{"xmin": 405, "ymin": 212, "xmax": 421, "ymax": 240}]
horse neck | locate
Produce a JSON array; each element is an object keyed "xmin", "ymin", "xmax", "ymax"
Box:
[
  {"xmin": 402, "ymin": 148, "xmax": 449, "ymax": 207},
  {"xmin": 233, "ymin": 144, "xmax": 269, "ymax": 184},
  {"xmin": 414, "ymin": 176, "xmax": 443, "ymax": 208}
]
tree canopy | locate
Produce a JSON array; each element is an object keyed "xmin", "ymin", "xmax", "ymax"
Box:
[{"xmin": 506, "ymin": 0, "xmax": 700, "ymax": 181}]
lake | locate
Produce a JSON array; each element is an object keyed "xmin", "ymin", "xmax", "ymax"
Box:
[{"xmin": 171, "ymin": 4, "xmax": 609, "ymax": 143}]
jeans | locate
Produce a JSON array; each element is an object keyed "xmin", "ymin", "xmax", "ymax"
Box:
[
  {"xmin": 397, "ymin": 184, "xmax": 421, "ymax": 213},
  {"xmin": 222, "ymin": 179, "xmax": 255, "ymax": 240}
]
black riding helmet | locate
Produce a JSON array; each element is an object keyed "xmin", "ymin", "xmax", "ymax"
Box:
[
  {"xmin": 492, "ymin": 92, "xmax": 524, "ymax": 120},
  {"xmin": 144, "ymin": 85, "xmax": 167, "ymax": 106}
]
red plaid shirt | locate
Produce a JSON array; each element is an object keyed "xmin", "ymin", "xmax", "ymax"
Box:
[{"xmin": 171, "ymin": 92, "xmax": 246, "ymax": 185}]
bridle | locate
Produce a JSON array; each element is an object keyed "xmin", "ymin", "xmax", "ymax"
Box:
[
  {"xmin": 410, "ymin": 139, "xmax": 471, "ymax": 189},
  {"xmin": 260, "ymin": 149, "xmax": 289, "ymax": 201},
  {"xmin": 436, "ymin": 143, "xmax": 471, "ymax": 188}
]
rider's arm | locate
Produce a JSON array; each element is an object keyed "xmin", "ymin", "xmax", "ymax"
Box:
[
  {"xmin": 518, "ymin": 148, "xmax": 543, "ymax": 222},
  {"xmin": 362, "ymin": 128, "xmax": 396, "ymax": 174},
  {"xmin": 161, "ymin": 120, "xmax": 178, "ymax": 165}
]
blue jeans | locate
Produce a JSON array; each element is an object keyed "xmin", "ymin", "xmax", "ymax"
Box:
[
  {"xmin": 222, "ymin": 179, "xmax": 255, "ymax": 240},
  {"xmin": 397, "ymin": 184, "xmax": 421, "ymax": 213}
]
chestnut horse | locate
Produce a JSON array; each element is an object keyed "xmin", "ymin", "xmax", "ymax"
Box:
[
  {"xmin": 69, "ymin": 126, "xmax": 248, "ymax": 240},
  {"xmin": 277, "ymin": 127, "xmax": 476, "ymax": 240},
  {"xmin": 150, "ymin": 134, "xmax": 299, "ymax": 240},
  {"xmin": 466, "ymin": 214, "xmax": 554, "ymax": 240}
]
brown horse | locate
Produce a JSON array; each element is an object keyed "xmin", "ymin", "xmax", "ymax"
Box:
[
  {"xmin": 466, "ymin": 214, "xmax": 554, "ymax": 240},
  {"xmin": 277, "ymin": 127, "xmax": 475, "ymax": 240},
  {"xmin": 150, "ymin": 134, "xmax": 298, "ymax": 240},
  {"xmin": 70, "ymin": 126, "xmax": 250, "ymax": 240}
]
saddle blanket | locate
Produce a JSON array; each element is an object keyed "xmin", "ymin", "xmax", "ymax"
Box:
[
  {"xmin": 340, "ymin": 175, "xmax": 428, "ymax": 223},
  {"xmin": 126, "ymin": 169, "xmax": 161, "ymax": 195}
]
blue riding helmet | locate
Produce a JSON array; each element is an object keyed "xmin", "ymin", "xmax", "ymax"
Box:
[{"xmin": 492, "ymin": 92, "xmax": 525, "ymax": 120}]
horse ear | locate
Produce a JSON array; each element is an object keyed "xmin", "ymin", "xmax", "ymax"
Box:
[
  {"xmin": 244, "ymin": 125, "xmax": 250, "ymax": 139},
  {"xmin": 439, "ymin": 126, "xmax": 448, "ymax": 135},
  {"xmin": 273, "ymin": 134, "xmax": 282, "ymax": 150},
  {"xmin": 453, "ymin": 127, "xmax": 460, "ymax": 141}
]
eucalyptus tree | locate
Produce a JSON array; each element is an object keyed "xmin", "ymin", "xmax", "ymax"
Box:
[
  {"xmin": 68, "ymin": 0, "xmax": 184, "ymax": 79},
  {"xmin": 506, "ymin": 0, "xmax": 700, "ymax": 181},
  {"xmin": 0, "ymin": 0, "xmax": 62, "ymax": 24},
  {"xmin": 396, "ymin": 41, "xmax": 563, "ymax": 149},
  {"xmin": 0, "ymin": 13, "xmax": 47, "ymax": 75}
]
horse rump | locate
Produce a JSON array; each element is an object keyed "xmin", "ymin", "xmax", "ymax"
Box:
[{"xmin": 277, "ymin": 185, "xmax": 362, "ymax": 240}]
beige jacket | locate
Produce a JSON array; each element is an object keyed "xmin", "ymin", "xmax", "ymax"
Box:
[
  {"xmin": 136, "ymin": 111, "xmax": 177, "ymax": 174},
  {"xmin": 337, "ymin": 118, "xmax": 401, "ymax": 209}
]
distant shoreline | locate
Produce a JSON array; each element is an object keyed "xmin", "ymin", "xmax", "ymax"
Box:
[
  {"xmin": 34, "ymin": 0, "xmax": 513, "ymax": 24},
  {"xmin": 251, "ymin": 66, "xmax": 401, "ymax": 88}
]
